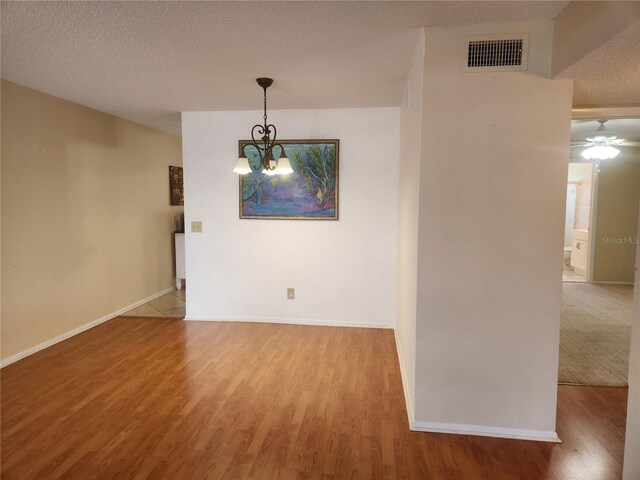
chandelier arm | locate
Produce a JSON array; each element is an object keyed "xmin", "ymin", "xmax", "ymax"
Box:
[
  {"xmin": 273, "ymin": 143, "xmax": 286, "ymax": 157},
  {"xmin": 246, "ymin": 125, "xmax": 269, "ymax": 172},
  {"xmin": 241, "ymin": 143, "xmax": 263, "ymax": 172},
  {"xmin": 266, "ymin": 124, "xmax": 277, "ymax": 147},
  {"xmin": 250, "ymin": 124, "xmax": 269, "ymax": 170},
  {"xmin": 260, "ymin": 124, "xmax": 280, "ymax": 171},
  {"xmin": 251, "ymin": 124, "xmax": 266, "ymax": 147}
]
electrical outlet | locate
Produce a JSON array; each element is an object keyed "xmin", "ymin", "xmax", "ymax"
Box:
[
  {"xmin": 191, "ymin": 221, "xmax": 203, "ymax": 233},
  {"xmin": 287, "ymin": 288, "xmax": 295, "ymax": 300}
]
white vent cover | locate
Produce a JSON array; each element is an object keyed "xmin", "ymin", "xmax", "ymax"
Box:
[{"xmin": 462, "ymin": 34, "xmax": 529, "ymax": 72}]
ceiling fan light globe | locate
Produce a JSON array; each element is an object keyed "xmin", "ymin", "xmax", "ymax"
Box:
[{"xmin": 581, "ymin": 145, "xmax": 620, "ymax": 161}]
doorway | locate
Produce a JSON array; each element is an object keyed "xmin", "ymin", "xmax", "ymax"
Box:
[
  {"xmin": 562, "ymin": 162, "xmax": 595, "ymax": 282},
  {"xmin": 558, "ymin": 116, "xmax": 639, "ymax": 387}
]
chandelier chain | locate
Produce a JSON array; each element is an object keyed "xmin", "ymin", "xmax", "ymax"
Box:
[{"xmin": 263, "ymin": 86, "xmax": 268, "ymax": 126}]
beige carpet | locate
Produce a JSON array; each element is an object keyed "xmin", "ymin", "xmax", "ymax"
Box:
[{"xmin": 559, "ymin": 283, "xmax": 633, "ymax": 386}]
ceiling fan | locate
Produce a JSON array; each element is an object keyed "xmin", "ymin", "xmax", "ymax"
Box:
[{"xmin": 570, "ymin": 119, "xmax": 640, "ymax": 160}]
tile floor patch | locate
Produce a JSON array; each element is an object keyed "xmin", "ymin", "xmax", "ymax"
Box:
[{"xmin": 121, "ymin": 290, "xmax": 186, "ymax": 318}]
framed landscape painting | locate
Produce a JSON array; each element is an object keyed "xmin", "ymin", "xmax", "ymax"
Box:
[{"xmin": 239, "ymin": 140, "xmax": 339, "ymax": 220}]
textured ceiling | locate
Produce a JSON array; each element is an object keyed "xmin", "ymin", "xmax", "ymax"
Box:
[
  {"xmin": 556, "ymin": 21, "xmax": 640, "ymax": 107},
  {"xmin": 1, "ymin": 1, "xmax": 569, "ymax": 135}
]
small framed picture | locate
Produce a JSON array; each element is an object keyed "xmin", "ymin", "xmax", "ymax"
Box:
[{"xmin": 169, "ymin": 166, "xmax": 184, "ymax": 206}]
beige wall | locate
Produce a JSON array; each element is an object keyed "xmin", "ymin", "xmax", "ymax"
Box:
[
  {"xmin": 593, "ymin": 152, "xmax": 640, "ymax": 283},
  {"xmin": 1, "ymin": 80, "xmax": 182, "ymax": 361}
]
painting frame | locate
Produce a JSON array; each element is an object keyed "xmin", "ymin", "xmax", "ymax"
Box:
[{"xmin": 239, "ymin": 139, "xmax": 340, "ymax": 220}]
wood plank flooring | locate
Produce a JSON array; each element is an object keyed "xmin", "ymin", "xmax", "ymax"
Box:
[{"xmin": 1, "ymin": 318, "xmax": 628, "ymax": 479}]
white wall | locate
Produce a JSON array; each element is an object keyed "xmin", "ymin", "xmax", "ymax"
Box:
[
  {"xmin": 181, "ymin": 108, "xmax": 399, "ymax": 327},
  {"xmin": 414, "ymin": 21, "xmax": 573, "ymax": 440},
  {"xmin": 567, "ymin": 163, "xmax": 593, "ymax": 231},
  {"xmin": 623, "ymin": 198, "xmax": 640, "ymax": 479},
  {"xmin": 564, "ymin": 184, "xmax": 577, "ymax": 248},
  {"xmin": 564, "ymin": 163, "xmax": 593, "ymax": 248},
  {"xmin": 396, "ymin": 33, "xmax": 424, "ymax": 421}
]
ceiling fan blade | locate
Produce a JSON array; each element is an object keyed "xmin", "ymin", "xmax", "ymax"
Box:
[
  {"xmin": 570, "ymin": 144, "xmax": 589, "ymax": 148},
  {"xmin": 607, "ymin": 139, "xmax": 640, "ymax": 147}
]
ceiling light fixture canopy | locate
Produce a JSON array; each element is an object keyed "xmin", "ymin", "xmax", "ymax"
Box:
[{"xmin": 233, "ymin": 78, "xmax": 293, "ymax": 175}]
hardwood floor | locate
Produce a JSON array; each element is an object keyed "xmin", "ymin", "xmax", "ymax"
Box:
[{"xmin": 1, "ymin": 318, "xmax": 628, "ymax": 479}]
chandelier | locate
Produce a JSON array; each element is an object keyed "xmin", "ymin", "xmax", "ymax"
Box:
[{"xmin": 233, "ymin": 78, "xmax": 293, "ymax": 176}]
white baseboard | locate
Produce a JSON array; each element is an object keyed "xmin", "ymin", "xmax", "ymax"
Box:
[
  {"xmin": 0, "ymin": 286, "xmax": 176, "ymax": 368},
  {"xmin": 391, "ymin": 329, "xmax": 561, "ymax": 443},
  {"xmin": 410, "ymin": 421, "xmax": 561, "ymax": 443},
  {"xmin": 393, "ymin": 328, "xmax": 415, "ymax": 424},
  {"xmin": 183, "ymin": 315, "xmax": 394, "ymax": 330},
  {"xmin": 592, "ymin": 281, "xmax": 634, "ymax": 286}
]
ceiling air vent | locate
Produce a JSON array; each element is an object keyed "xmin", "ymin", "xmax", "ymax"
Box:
[{"xmin": 462, "ymin": 34, "xmax": 529, "ymax": 72}]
